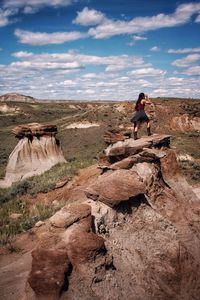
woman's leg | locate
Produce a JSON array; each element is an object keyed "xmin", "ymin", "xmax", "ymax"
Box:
[
  {"xmin": 147, "ymin": 121, "xmax": 151, "ymax": 136},
  {"xmin": 133, "ymin": 122, "xmax": 138, "ymax": 140}
]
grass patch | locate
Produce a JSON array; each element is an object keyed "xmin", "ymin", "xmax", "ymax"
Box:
[
  {"xmin": 0, "ymin": 157, "xmax": 95, "ymax": 204},
  {"xmin": 0, "ymin": 198, "xmax": 63, "ymax": 246}
]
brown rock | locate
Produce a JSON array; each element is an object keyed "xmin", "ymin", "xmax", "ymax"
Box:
[
  {"xmin": 28, "ymin": 247, "xmax": 70, "ymax": 299},
  {"xmin": 50, "ymin": 203, "xmax": 91, "ymax": 228},
  {"xmin": 66, "ymin": 231, "xmax": 105, "ymax": 265},
  {"xmin": 103, "ymin": 128, "xmax": 131, "ymax": 144},
  {"xmin": 104, "ymin": 134, "xmax": 171, "ymax": 158},
  {"xmin": 13, "ymin": 123, "xmax": 57, "ymax": 138},
  {"xmin": 85, "ymin": 169, "xmax": 145, "ymax": 207}
]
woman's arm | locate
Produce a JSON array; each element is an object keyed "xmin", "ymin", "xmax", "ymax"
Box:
[{"xmin": 144, "ymin": 94, "xmax": 152, "ymax": 104}]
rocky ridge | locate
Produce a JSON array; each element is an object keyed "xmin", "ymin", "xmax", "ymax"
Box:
[{"xmin": 22, "ymin": 134, "xmax": 200, "ymax": 300}]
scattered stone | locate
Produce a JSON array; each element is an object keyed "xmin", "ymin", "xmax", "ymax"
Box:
[
  {"xmin": 55, "ymin": 177, "xmax": 69, "ymax": 189},
  {"xmin": 35, "ymin": 221, "xmax": 45, "ymax": 228},
  {"xmin": 50, "ymin": 203, "xmax": 91, "ymax": 228}
]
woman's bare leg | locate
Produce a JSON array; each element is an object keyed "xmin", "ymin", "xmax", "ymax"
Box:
[
  {"xmin": 133, "ymin": 122, "xmax": 138, "ymax": 140},
  {"xmin": 147, "ymin": 121, "xmax": 151, "ymax": 136}
]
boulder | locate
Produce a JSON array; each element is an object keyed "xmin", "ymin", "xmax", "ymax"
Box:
[
  {"xmin": 50, "ymin": 203, "xmax": 91, "ymax": 228},
  {"xmin": 66, "ymin": 232, "xmax": 105, "ymax": 265},
  {"xmin": 85, "ymin": 169, "xmax": 145, "ymax": 207},
  {"xmin": 28, "ymin": 247, "xmax": 70, "ymax": 299}
]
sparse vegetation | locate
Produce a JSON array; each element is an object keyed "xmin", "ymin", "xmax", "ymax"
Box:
[{"xmin": 0, "ymin": 198, "xmax": 63, "ymax": 246}]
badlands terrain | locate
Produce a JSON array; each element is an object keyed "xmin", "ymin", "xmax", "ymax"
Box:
[{"xmin": 0, "ymin": 93, "xmax": 200, "ymax": 300}]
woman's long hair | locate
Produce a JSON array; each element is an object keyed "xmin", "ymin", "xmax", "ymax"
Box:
[{"xmin": 135, "ymin": 92, "xmax": 145, "ymax": 110}]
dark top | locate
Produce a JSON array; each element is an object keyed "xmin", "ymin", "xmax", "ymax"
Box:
[{"xmin": 135, "ymin": 102, "xmax": 145, "ymax": 111}]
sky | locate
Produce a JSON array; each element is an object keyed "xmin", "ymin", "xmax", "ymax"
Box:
[{"xmin": 0, "ymin": 0, "xmax": 200, "ymax": 100}]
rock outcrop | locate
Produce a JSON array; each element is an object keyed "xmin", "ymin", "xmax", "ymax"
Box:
[
  {"xmin": 22, "ymin": 134, "xmax": 200, "ymax": 300},
  {"xmin": 171, "ymin": 114, "xmax": 200, "ymax": 132},
  {"xmin": 0, "ymin": 123, "xmax": 66, "ymax": 188},
  {"xmin": 0, "ymin": 93, "xmax": 37, "ymax": 103}
]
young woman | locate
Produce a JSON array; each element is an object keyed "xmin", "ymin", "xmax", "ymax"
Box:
[{"xmin": 131, "ymin": 92, "xmax": 152, "ymax": 140}]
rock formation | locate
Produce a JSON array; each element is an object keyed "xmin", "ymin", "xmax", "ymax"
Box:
[
  {"xmin": 0, "ymin": 93, "xmax": 37, "ymax": 103},
  {"xmin": 0, "ymin": 123, "xmax": 66, "ymax": 188},
  {"xmin": 22, "ymin": 134, "xmax": 200, "ymax": 300}
]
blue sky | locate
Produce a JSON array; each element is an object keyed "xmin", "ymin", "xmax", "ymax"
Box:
[{"xmin": 0, "ymin": 0, "xmax": 200, "ymax": 100}]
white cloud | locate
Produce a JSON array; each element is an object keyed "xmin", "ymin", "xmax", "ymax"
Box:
[
  {"xmin": 3, "ymin": 0, "xmax": 75, "ymax": 11},
  {"xmin": 0, "ymin": 8, "xmax": 18, "ymax": 27},
  {"xmin": 2, "ymin": 50, "xmax": 200, "ymax": 100},
  {"xmin": 11, "ymin": 51, "xmax": 147, "ymax": 71},
  {"xmin": 129, "ymin": 67, "xmax": 166, "ymax": 77},
  {"xmin": 195, "ymin": 14, "xmax": 200, "ymax": 22},
  {"xmin": 172, "ymin": 54, "xmax": 200, "ymax": 67},
  {"xmin": 182, "ymin": 66, "xmax": 200, "ymax": 76},
  {"xmin": 14, "ymin": 29, "xmax": 87, "ymax": 45},
  {"xmin": 128, "ymin": 35, "xmax": 147, "ymax": 46},
  {"xmin": 88, "ymin": 3, "xmax": 200, "ymax": 39},
  {"xmin": 168, "ymin": 47, "xmax": 200, "ymax": 54},
  {"xmin": 133, "ymin": 35, "xmax": 147, "ymax": 41},
  {"xmin": 73, "ymin": 7, "xmax": 105, "ymax": 26},
  {"xmin": 150, "ymin": 46, "xmax": 160, "ymax": 52},
  {"xmin": 10, "ymin": 60, "xmax": 82, "ymax": 70}
]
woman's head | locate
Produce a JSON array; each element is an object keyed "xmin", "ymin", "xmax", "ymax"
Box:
[{"xmin": 138, "ymin": 92, "xmax": 145, "ymax": 102}]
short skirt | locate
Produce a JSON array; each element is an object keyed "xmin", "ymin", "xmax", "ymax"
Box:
[{"xmin": 130, "ymin": 109, "xmax": 149, "ymax": 123}]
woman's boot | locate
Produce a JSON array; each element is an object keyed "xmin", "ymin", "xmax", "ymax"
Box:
[
  {"xmin": 134, "ymin": 131, "xmax": 138, "ymax": 140},
  {"xmin": 147, "ymin": 127, "xmax": 151, "ymax": 136}
]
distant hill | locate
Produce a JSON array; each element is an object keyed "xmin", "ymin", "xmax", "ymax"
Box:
[{"xmin": 0, "ymin": 93, "xmax": 37, "ymax": 103}]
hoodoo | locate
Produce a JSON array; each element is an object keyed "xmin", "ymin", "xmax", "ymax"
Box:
[{"xmin": 0, "ymin": 123, "xmax": 66, "ymax": 188}]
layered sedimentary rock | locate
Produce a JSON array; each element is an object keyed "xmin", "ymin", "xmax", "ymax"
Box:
[
  {"xmin": 23, "ymin": 134, "xmax": 200, "ymax": 300},
  {"xmin": 0, "ymin": 93, "xmax": 37, "ymax": 103},
  {"xmin": 0, "ymin": 123, "xmax": 66, "ymax": 188}
]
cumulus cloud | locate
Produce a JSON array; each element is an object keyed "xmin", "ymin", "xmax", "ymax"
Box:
[
  {"xmin": 11, "ymin": 51, "xmax": 147, "ymax": 71},
  {"xmin": 73, "ymin": 7, "xmax": 105, "ymax": 26},
  {"xmin": 168, "ymin": 47, "xmax": 200, "ymax": 54},
  {"xmin": 88, "ymin": 3, "xmax": 200, "ymax": 39},
  {"xmin": 150, "ymin": 46, "xmax": 161, "ymax": 52},
  {"xmin": 172, "ymin": 54, "xmax": 200, "ymax": 67},
  {"xmin": 129, "ymin": 67, "xmax": 166, "ymax": 77},
  {"xmin": 2, "ymin": 50, "xmax": 200, "ymax": 100},
  {"xmin": 14, "ymin": 29, "xmax": 87, "ymax": 45}
]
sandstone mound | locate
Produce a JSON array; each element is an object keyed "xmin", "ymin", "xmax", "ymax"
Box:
[
  {"xmin": 0, "ymin": 123, "xmax": 66, "ymax": 188},
  {"xmin": 21, "ymin": 134, "xmax": 200, "ymax": 300},
  {"xmin": 0, "ymin": 93, "xmax": 37, "ymax": 103}
]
